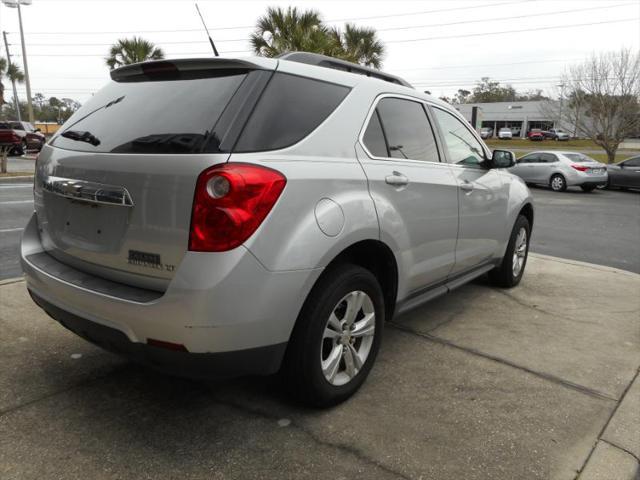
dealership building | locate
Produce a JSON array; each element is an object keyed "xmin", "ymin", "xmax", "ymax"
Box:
[{"xmin": 456, "ymin": 101, "xmax": 561, "ymax": 138}]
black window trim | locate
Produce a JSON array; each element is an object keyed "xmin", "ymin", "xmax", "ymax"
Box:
[
  {"xmin": 358, "ymin": 93, "xmax": 445, "ymax": 164},
  {"xmin": 427, "ymin": 104, "xmax": 491, "ymax": 170}
]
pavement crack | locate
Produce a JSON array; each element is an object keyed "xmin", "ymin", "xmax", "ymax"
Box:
[
  {"xmin": 388, "ymin": 321, "xmax": 618, "ymax": 402},
  {"xmin": 600, "ymin": 439, "xmax": 640, "ymax": 464},
  {"xmin": 574, "ymin": 369, "xmax": 640, "ymax": 479},
  {"xmin": 210, "ymin": 397, "xmax": 414, "ymax": 480},
  {"xmin": 493, "ymin": 290, "xmax": 603, "ymax": 327},
  {"xmin": 0, "ymin": 363, "xmax": 128, "ymax": 418}
]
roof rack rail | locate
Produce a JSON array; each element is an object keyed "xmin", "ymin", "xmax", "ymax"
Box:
[{"xmin": 277, "ymin": 52, "xmax": 413, "ymax": 89}]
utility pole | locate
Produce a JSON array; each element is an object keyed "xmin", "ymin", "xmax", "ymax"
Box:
[
  {"xmin": 16, "ymin": 2, "xmax": 33, "ymax": 123},
  {"xmin": 2, "ymin": 30, "xmax": 21, "ymax": 121}
]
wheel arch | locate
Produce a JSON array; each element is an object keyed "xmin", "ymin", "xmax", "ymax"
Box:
[
  {"xmin": 519, "ymin": 202, "xmax": 534, "ymax": 228},
  {"xmin": 316, "ymin": 239, "xmax": 399, "ymax": 322}
]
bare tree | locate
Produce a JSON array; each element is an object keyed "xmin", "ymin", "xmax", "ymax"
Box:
[{"xmin": 562, "ymin": 49, "xmax": 640, "ymax": 163}]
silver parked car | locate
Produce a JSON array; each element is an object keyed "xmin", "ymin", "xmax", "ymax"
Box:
[
  {"xmin": 510, "ymin": 151, "xmax": 608, "ymax": 192},
  {"xmin": 21, "ymin": 53, "xmax": 534, "ymax": 406}
]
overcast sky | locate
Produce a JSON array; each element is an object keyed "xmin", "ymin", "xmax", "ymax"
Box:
[{"xmin": 0, "ymin": 0, "xmax": 638, "ymax": 103}]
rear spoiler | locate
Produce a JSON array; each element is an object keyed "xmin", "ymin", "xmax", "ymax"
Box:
[{"xmin": 110, "ymin": 58, "xmax": 276, "ymax": 82}]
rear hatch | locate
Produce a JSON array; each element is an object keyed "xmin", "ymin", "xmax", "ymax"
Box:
[{"xmin": 34, "ymin": 58, "xmax": 275, "ymax": 291}]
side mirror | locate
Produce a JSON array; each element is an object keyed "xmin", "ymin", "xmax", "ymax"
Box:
[
  {"xmin": 34, "ymin": 128, "xmax": 41, "ymax": 133},
  {"xmin": 491, "ymin": 149, "xmax": 516, "ymax": 168}
]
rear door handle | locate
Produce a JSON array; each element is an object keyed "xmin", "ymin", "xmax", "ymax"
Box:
[
  {"xmin": 385, "ymin": 172, "xmax": 409, "ymax": 186},
  {"xmin": 460, "ymin": 180, "xmax": 474, "ymax": 192}
]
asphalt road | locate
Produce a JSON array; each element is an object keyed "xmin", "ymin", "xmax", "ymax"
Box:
[
  {"xmin": 0, "ymin": 183, "xmax": 32, "ymax": 280},
  {"xmin": 1, "ymin": 179, "xmax": 639, "ymax": 281}
]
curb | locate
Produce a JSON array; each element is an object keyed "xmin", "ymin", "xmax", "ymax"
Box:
[
  {"xmin": 529, "ymin": 253, "xmax": 640, "ymax": 278},
  {"xmin": 0, "ymin": 175, "xmax": 34, "ymax": 184},
  {"xmin": 0, "ymin": 276, "xmax": 24, "ymax": 286}
]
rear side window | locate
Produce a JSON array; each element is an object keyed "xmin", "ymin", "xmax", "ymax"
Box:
[
  {"xmin": 234, "ymin": 73, "xmax": 350, "ymax": 152},
  {"xmin": 373, "ymin": 97, "xmax": 439, "ymax": 162},
  {"xmin": 51, "ymin": 70, "xmax": 249, "ymax": 154},
  {"xmin": 540, "ymin": 153, "xmax": 558, "ymax": 163}
]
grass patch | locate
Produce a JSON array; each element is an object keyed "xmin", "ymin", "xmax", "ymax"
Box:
[
  {"xmin": 0, "ymin": 171, "xmax": 33, "ymax": 177},
  {"xmin": 485, "ymin": 138, "xmax": 602, "ymax": 149}
]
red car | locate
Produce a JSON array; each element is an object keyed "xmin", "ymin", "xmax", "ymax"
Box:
[
  {"xmin": 527, "ymin": 129, "xmax": 545, "ymax": 141},
  {"xmin": 0, "ymin": 121, "xmax": 46, "ymax": 155}
]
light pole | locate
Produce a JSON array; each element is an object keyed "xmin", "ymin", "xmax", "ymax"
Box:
[
  {"xmin": 557, "ymin": 82, "xmax": 565, "ymax": 131},
  {"xmin": 2, "ymin": 0, "xmax": 34, "ymax": 123}
]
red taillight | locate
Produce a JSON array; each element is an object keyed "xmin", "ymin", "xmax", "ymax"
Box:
[
  {"xmin": 147, "ymin": 338, "xmax": 188, "ymax": 352},
  {"xmin": 571, "ymin": 164, "xmax": 589, "ymax": 172},
  {"xmin": 10, "ymin": 133, "xmax": 20, "ymax": 142},
  {"xmin": 188, "ymin": 163, "xmax": 286, "ymax": 252}
]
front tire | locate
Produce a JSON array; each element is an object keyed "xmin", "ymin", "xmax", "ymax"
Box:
[
  {"xmin": 489, "ymin": 215, "xmax": 531, "ymax": 288},
  {"xmin": 550, "ymin": 174, "xmax": 567, "ymax": 192},
  {"xmin": 282, "ymin": 264, "xmax": 384, "ymax": 407}
]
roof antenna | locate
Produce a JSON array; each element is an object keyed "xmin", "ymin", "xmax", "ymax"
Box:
[{"xmin": 195, "ymin": 3, "xmax": 219, "ymax": 56}]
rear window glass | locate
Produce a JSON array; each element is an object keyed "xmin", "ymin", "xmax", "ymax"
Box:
[
  {"xmin": 0, "ymin": 122, "xmax": 9, "ymax": 129},
  {"xmin": 50, "ymin": 71, "xmax": 248, "ymax": 154},
  {"xmin": 234, "ymin": 73, "xmax": 350, "ymax": 152},
  {"xmin": 564, "ymin": 153, "xmax": 595, "ymax": 163}
]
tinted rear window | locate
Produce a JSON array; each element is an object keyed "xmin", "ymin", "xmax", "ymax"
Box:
[
  {"xmin": 564, "ymin": 153, "xmax": 595, "ymax": 163},
  {"xmin": 233, "ymin": 73, "xmax": 350, "ymax": 152},
  {"xmin": 51, "ymin": 71, "xmax": 248, "ymax": 154}
]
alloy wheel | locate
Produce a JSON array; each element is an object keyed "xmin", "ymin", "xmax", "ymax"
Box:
[
  {"xmin": 512, "ymin": 227, "xmax": 528, "ymax": 277},
  {"xmin": 321, "ymin": 290, "xmax": 375, "ymax": 386}
]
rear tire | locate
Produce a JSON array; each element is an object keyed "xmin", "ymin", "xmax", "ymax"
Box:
[
  {"xmin": 550, "ymin": 174, "xmax": 567, "ymax": 192},
  {"xmin": 282, "ymin": 264, "xmax": 384, "ymax": 407},
  {"xmin": 581, "ymin": 185, "xmax": 596, "ymax": 192},
  {"xmin": 489, "ymin": 215, "xmax": 530, "ymax": 288}
]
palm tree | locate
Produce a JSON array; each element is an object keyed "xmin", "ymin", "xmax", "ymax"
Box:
[
  {"xmin": 0, "ymin": 57, "xmax": 25, "ymax": 107},
  {"xmin": 105, "ymin": 37, "xmax": 165, "ymax": 70},
  {"xmin": 251, "ymin": 8, "xmax": 385, "ymax": 68},
  {"xmin": 250, "ymin": 7, "xmax": 331, "ymax": 58},
  {"xmin": 329, "ymin": 23, "xmax": 385, "ymax": 68}
]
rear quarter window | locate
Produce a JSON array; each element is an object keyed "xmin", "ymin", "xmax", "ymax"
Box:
[{"xmin": 233, "ymin": 73, "xmax": 350, "ymax": 152}]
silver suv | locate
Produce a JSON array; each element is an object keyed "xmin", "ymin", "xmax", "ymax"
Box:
[{"xmin": 21, "ymin": 53, "xmax": 534, "ymax": 406}]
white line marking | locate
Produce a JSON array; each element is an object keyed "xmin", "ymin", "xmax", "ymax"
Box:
[
  {"xmin": 0, "ymin": 200, "xmax": 33, "ymax": 205},
  {"xmin": 0, "ymin": 227, "xmax": 24, "ymax": 233}
]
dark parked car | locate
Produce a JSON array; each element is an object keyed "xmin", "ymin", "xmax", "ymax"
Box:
[
  {"xmin": 527, "ymin": 129, "xmax": 545, "ymax": 141},
  {"xmin": 606, "ymin": 156, "xmax": 640, "ymax": 190},
  {"xmin": 0, "ymin": 121, "xmax": 46, "ymax": 155}
]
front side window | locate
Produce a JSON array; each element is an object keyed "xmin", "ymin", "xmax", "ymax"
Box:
[
  {"xmin": 624, "ymin": 158, "xmax": 640, "ymax": 167},
  {"xmin": 518, "ymin": 154, "xmax": 538, "ymax": 164},
  {"xmin": 10, "ymin": 122, "xmax": 24, "ymax": 131},
  {"xmin": 432, "ymin": 107, "xmax": 485, "ymax": 166},
  {"xmin": 362, "ymin": 110, "xmax": 388, "ymax": 157},
  {"xmin": 373, "ymin": 97, "xmax": 439, "ymax": 162}
]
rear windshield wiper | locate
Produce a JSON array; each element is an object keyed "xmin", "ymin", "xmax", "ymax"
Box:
[{"xmin": 60, "ymin": 130, "xmax": 101, "ymax": 146}]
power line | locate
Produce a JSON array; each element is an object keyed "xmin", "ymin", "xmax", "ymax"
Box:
[
  {"xmin": 394, "ymin": 57, "xmax": 585, "ymax": 72},
  {"xmin": 20, "ymin": 2, "xmax": 636, "ymax": 48},
  {"xmin": 8, "ymin": 0, "xmax": 532, "ymax": 36},
  {"xmin": 385, "ymin": 17, "xmax": 640, "ymax": 43},
  {"xmin": 376, "ymin": 2, "xmax": 636, "ymax": 32}
]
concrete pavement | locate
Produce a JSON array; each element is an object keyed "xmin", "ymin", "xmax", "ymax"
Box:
[{"xmin": 1, "ymin": 254, "xmax": 638, "ymax": 479}]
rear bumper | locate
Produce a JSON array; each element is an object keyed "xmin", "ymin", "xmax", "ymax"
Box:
[
  {"xmin": 21, "ymin": 213, "xmax": 322, "ymax": 376},
  {"xmin": 566, "ymin": 172, "xmax": 608, "ymax": 186},
  {"xmin": 29, "ymin": 289, "xmax": 287, "ymax": 378}
]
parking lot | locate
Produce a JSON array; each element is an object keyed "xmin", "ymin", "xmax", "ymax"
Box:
[
  {"xmin": 1, "ymin": 157, "xmax": 639, "ymax": 479},
  {"xmin": 1, "ymin": 253, "xmax": 638, "ymax": 479}
]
